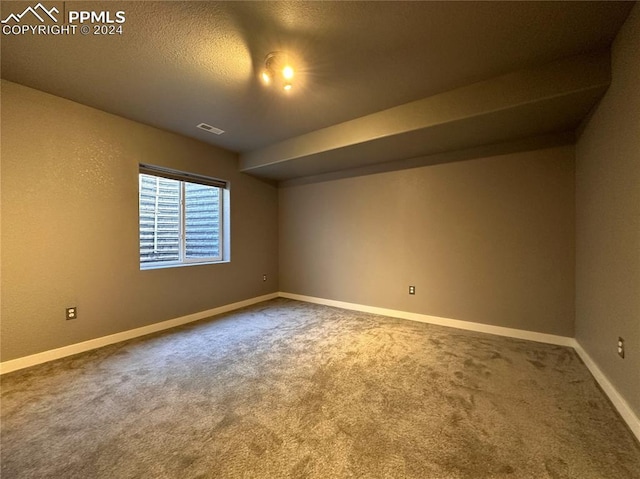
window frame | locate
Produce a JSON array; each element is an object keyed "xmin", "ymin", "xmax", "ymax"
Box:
[{"xmin": 139, "ymin": 164, "xmax": 230, "ymax": 270}]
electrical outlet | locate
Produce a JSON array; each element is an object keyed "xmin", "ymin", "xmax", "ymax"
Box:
[
  {"xmin": 66, "ymin": 307, "xmax": 77, "ymax": 320},
  {"xmin": 409, "ymin": 285, "xmax": 415, "ymax": 295},
  {"xmin": 263, "ymin": 274, "xmax": 267, "ymax": 282},
  {"xmin": 618, "ymin": 337, "xmax": 625, "ymax": 359}
]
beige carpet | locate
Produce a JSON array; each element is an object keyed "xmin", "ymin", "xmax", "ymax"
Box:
[{"xmin": 2, "ymin": 298, "xmax": 639, "ymax": 478}]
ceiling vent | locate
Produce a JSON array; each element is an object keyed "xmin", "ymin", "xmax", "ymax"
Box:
[{"xmin": 197, "ymin": 123, "xmax": 225, "ymax": 135}]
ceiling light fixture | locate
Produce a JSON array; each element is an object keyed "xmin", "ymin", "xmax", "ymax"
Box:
[{"xmin": 261, "ymin": 51, "xmax": 295, "ymax": 92}]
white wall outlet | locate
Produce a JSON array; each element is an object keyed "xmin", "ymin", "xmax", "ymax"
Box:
[
  {"xmin": 409, "ymin": 285, "xmax": 416, "ymax": 295},
  {"xmin": 66, "ymin": 307, "xmax": 77, "ymax": 320},
  {"xmin": 263, "ymin": 274, "xmax": 267, "ymax": 282},
  {"xmin": 618, "ymin": 337, "xmax": 625, "ymax": 358}
]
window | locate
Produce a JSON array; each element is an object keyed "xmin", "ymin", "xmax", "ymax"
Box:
[{"xmin": 138, "ymin": 164, "xmax": 230, "ymax": 269}]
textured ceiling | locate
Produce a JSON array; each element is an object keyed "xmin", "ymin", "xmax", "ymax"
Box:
[{"xmin": 1, "ymin": 1, "xmax": 634, "ymax": 180}]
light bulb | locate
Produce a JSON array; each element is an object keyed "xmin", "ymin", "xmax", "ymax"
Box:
[
  {"xmin": 261, "ymin": 71, "xmax": 271, "ymax": 85},
  {"xmin": 283, "ymin": 82, "xmax": 292, "ymax": 91},
  {"xmin": 282, "ymin": 65, "xmax": 294, "ymax": 80}
]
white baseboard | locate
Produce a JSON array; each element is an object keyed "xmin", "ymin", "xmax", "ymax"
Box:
[
  {"xmin": 0, "ymin": 293, "xmax": 279, "ymax": 375},
  {"xmin": 572, "ymin": 341, "xmax": 640, "ymax": 442},
  {"xmin": 279, "ymin": 291, "xmax": 640, "ymax": 443},
  {"xmin": 279, "ymin": 292, "xmax": 574, "ymax": 347},
  {"xmin": 3, "ymin": 290, "xmax": 638, "ymax": 443}
]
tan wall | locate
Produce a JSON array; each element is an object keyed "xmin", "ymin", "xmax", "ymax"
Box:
[
  {"xmin": 280, "ymin": 146, "xmax": 575, "ymax": 336},
  {"xmin": 575, "ymin": 5, "xmax": 640, "ymax": 417},
  {"xmin": 0, "ymin": 80, "xmax": 279, "ymax": 362}
]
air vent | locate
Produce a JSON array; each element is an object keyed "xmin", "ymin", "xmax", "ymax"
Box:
[{"xmin": 197, "ymin": 123, "xmax": 225, "ymax": 135}]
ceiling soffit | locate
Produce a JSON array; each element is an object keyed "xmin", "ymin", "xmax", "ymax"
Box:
[{"xmin": 239, "ymin": 52, "xmax": 610, "ymax": 181}]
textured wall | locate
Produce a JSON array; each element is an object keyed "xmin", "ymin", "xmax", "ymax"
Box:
[
  {"xmin": 575, "ymin": 4, "xmax": 640, "ymax": 418},
  {"xmin": 280, "ymin": 146, "xmax": 575, "ymax": 336},
  {"xmin": 0, "ymin": 80, "xmax": 278, "ymax": 362}
]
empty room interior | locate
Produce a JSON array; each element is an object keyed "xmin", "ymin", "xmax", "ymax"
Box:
[{"xmin": 1, "ymin": 1, "xmax": 639, "ymax": 477}]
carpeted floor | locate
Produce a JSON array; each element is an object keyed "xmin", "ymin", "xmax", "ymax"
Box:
[{"xmin": 1, "ymin": 298, "xmax": 639, "ymax": 478}]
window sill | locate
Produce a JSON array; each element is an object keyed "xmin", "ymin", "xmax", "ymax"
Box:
[{"xmin": 140, "ymin": 260, "xmax": 230, "ymax": 271}]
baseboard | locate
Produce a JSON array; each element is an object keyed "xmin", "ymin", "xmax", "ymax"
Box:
[
  {"xmin": 3, "ymin": 291, "xmax": 638, "ymax": 443},
  {"xmin": 0, "ymin": 292, "xmax": 279, "ymax": 375},
  {"xmin": 278, "ymin": 292, "xmax": 574, "ymax": 347},
  {"xmin": 279, "ymin": 291, "xmax": 640, "ymax": 443},
  {"xmin": 572, "ymin": 341, "xmax": 640, "ymax": 442}
]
